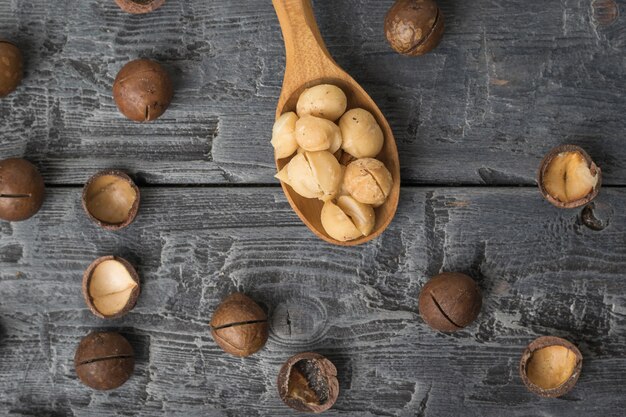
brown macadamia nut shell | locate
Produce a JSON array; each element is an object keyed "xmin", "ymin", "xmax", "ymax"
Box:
[
  {"xmin": 384, "ymin": 0, "xmax": 445, "ymax": 56},
  {"xmin": 0, "ymin": 158, "xmax": 45, "ymax": 222},
  {"xmin": 537, "ymin": 144, "xmax": 601, "ymax": 209},
  {"xmin": 113, "ymin": 59, "xmax": 173, "ymax": 122},
  {"xmin": 277, "ymin": 352, "xmax": 339, "ymax": 414},
  {"xmin": 0, "ymin": 40, "xmax": 23, "ymax": 97},
  {"xmin": 115, "ymin": 0, "xmax": 165, "ymax": 14},
  {"xmin": 519, "ymin": 336, "xmax": 583, "ymax": 398},
  {"xmin": 82, "ymin": 170, "xmax": 140, "ymax": 230},
  {"xmin": 82, "ymin": 256, "xmax": 141, "ymax": 319},
  {"xmin": 210, "ymin": 293, "xmax": 269, "ymax": 357},
  {"xmin": 74, "ymin": 331, "xmax": 135, "ymax": 391}
]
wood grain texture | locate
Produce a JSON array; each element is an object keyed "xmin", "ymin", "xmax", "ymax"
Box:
[
  {"xmin": 1, "ymin": 187, "xmax": 626, "ymax": 416},
  {"xmin": 0, "ymin": 0, "xmax": 625, "ymax": 185}
]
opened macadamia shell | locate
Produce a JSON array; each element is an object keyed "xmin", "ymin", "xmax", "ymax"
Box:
[
  {"xmin": 538, "ymin": 144, "xmax": 601, "ymax": 209},
  {"xmin": 519, "ymin": 336, "xmax": 582, "ymax": 398},
  {"xmin": 82, "ymin": 256, "xmax": 140, "ymax": 319},
  {"xmin": 277, "ymin": 352, "xmax": 339, "ymax": 414},
  {"xmin": 115, "ymin": 0, "xmax": 165, "ymax": 14},
  {"xmin": 296, "ymin": 84, "xmax": 347, "ymax": 121},
  {"xmin": 82, "ymin": 170, "xmax": 140, "ymax": 230},
  {"xmin": 0, "ymin": 40, "xmax": 23, "ymax": 97}
]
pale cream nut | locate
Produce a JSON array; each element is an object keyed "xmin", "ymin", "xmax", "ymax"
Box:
[
  {"xmin": 271, "ymin": 112, "xmax": 299, "ymax": 159},
  {"xmin": 295, "ymin": 115, "xmax": 342, "ymax": 152},
  {"xmin": 339, "ymin": 108, "xmax": 384, "ymax": 158},
  {"xmin": 296, "ymin": 84, "xmax": 348, "ymax": 121},
  {"xmin": 275, "ymin": 154, "xmax": 323, "ymax": 199},
  {"xmin": 275, "ymin": 151, "xmax": 342, "ymax": 201},
  {"xmin": 321, "ymin": 200, "xmax": 363, "ymax": 242},
  {"xmin": 337, "ymin": 195, "xmax": 375, "ymax": 236},
  {"xmin": 343, "ymin": 158, "xmax": 393, "ymax": 206}
]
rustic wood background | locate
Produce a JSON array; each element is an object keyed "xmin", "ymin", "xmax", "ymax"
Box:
[{"xmin": 1, "ymin": 0, "xmax": 625, "ymax": 416}]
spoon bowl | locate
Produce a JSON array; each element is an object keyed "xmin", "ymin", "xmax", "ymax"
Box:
[{"xmin": 273, "ymin": 0, "xmax": 400, "ymax": 246}]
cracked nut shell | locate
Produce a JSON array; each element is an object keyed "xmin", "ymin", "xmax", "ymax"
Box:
[
  {"xmin": 538, "ymin": 144, "xmax": 601, "ymax": 209},
  {"xmin": 210, "ymin": 293, "xmax": 269, "ymax": 357},
  {"xmin": 74, "ymin": 331, "xmax": 134, "ymax": 391},
  {"xmin": 0, "ymin": 158, "xmax": 45, "ymax": 222},
  {"xmin": 418, "ymin": 272, "xmax": 481, "ymax": 332},
  {"xmin": 82, "ymin": 170, "xmax": 140, "ymax": 230},
  {"xmin": 277, "ymin": 352, "xmax": 339, "ymax": 414},
  {"xmin": 384, "ymin": 0, "xmax": 445, "ymax": 56},
  {"xmin": 82, "ymin": 256, "xmax": 140, "ymax": 319},
  {"xmin": 113, "ymin": 59, "xmax": 173, "ymax": 122},
  {"xmin": 0, "ymin": 40, "xmax": 23, "ymax": 97},
  {"xmin": 115, "ymin": 0, "xmax": 165, "ymax": 14},
  {"xmin": 519, "ymin": 336, "xmax": 582, "ymax": 398}
]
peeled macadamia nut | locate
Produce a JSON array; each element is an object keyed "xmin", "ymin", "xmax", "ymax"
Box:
[
  {"xmin": 210, "ymin": 293, "xmax": 269, "ymax": 357},
  {"xmin": 296, "ymin": 84, "xmax": 347, "ymax": 121},
  {"xmin": 115, "ymin": 0, "xmax": 165, "ymax": 14},
  {"xmin": 384, "ymin": 0, "xmax": 445, "ymax": 56},
  {"xmin": 339, "ymin": 108, "xmax": 384, "ymax": 158},
  {"xmin": 0, "ymin": 40, "xmax": 23, "ymax": 97},
  {"xmin": 276, "ymin": 151, "xmax": 342, "ymax": 201},
  {"xmin": 295, "ymin": 115, "xmax": 342, "ymax": 152},
  {"xmin": 0, "ymin": 158, "xmax": 45, "ymax": 222},
  {"xmin": 539, "ymin": 146, "xmax": 600, "ymax": 208},
  {"xmin": 113, "ymin": 59, "xmax": 173, "ymax": 122},
  {"xmin": 272, "ymin": 112, "xmax": 299, "ymax": 159},
  {"xmin": 83, "ymin": 256, "xmax": 140, "ymax": 319},
  {"xmin": 82, "ymin": 170, "xmax": 140, "ymax": 230},
  {"xmin": 520, "ymin": 336, "xmax": 582, "ymax": 398},
  {"xmin": 343, "ymin": 158, "xmax": 393, "ymax": 206},
  {"xmin": 321, "ymin": 196, "xmax": 375, "ymax": 242}
]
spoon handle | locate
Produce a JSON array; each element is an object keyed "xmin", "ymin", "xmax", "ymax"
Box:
[{"xmin": 272, "ymin": 0, "xmax": 340, "ymax": 84}]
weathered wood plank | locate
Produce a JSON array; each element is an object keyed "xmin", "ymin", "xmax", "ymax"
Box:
[
  {"xmin": 1, "ymin": 0, "xmax": 625, "ymax": 185},
  {"xmin": 1, "ymin": 187, "xmax": 625, "ymax": 416}
]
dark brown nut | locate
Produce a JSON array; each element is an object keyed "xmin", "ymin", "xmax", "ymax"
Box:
[
  {"xmin": 82, "ymin": 170, "xmax": 140, "ymax": 230},
  {"xmin": 277, "ymin": 352, "xmax": 339, "ymax": 414},
  {"xmin": 538, "ymin": 144, "xmax": 601, "ymax": 209},
  {"xmin": 384, "ymin": 0, "xmax": 445, "ymax": 56},
  {"xmin": 114, "ymin": 0, "xmax": 165, "ymax": 14},
  {"xmin": 210, "ymin": 293, "xmax": 269, "ymax": 357},
  {"xmin": 0, "ymin": 158, "xmax": 45, "ymax": 222},
  {"xmin": 82, "ymin": 256, "xmax": 140, "ymax": 319},
  {"xmin": 0, "ymin": 40, "xmax": 23, "ymax": 97},
  {"xmin": 519, "ymin": 336, "xmax": 582, "ymax": 398},
  {"xmin": 113, "ymin": 59, "xmax": 173, "ymax": 122},
  {"xmin": 418, "ymin": 272, "xmax": 482, "ymax": 332},
  {"xmin": 74, "ymin": 331, "xmax": 134, "ymax": 391}
]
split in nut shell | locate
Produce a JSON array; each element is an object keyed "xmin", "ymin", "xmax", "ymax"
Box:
[
  {"xmin": 271, "ymin": 84, "xmax": 395, "ymax": 242},
  {"xmin": 115, "ymin": 0, "xmax": 165, "ymax": 14},
  {"xmin": 519, "ymin": 336, "xmax": 582, "ymax": 398},
  {"xmin": 82, "ymin": 170, "xmax": 140, "ymax": 230},
  {"xmin": 538, "ymin": 144, "xmax": 601, "ymax": 209},
  {"xmin": 209, "ymin": 293, "xmax": 269, "ymax": 357},
  {"xmin": 0, "ymin": 158, "xmax": 45, "ymax": 222},
  {"xmin": 0, "ymin": 40, "xmax": 23, "ymax": 98},
  {"xmin": 83, "ymin": 256, "xmax": 140, "ymax": 319},
  {"xmin": 418, "ymin": 272, "xmax": 482, "ymax": 332},
  {"xmin": 74, "ymin": 331, "xmax": 135, "ymax": 390},
  {"xmin": 385, "ymin": 0, "xmax": 445, "ymax": 56}
]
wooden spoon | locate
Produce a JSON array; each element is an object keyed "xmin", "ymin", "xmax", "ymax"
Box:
[{"xmin": 272, "ymin": 0, "xmax": 401, "ymax": 246}]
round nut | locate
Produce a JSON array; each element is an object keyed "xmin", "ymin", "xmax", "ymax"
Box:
[
  {"xmin": 343, "ymin": 158, "xmax": 393, "ymax": 206},
  {"xmin": 0, "ymin": 40, "xmax": 23, "ymax": 97},
  {"xmin": 114, "ymin": 0, "xmax": 165, "ymax": 14},
  {"xmin": 113, "ymin": 59, "xmax": 173, "ymax": 122},
  {"xmin": 339, "ymin": 108, "xmax": 384, "ymax": 158},
  {"xmin": 296, "ymin": 84, "xmax": 347, "ymax": 121},
  {"xmin": 384, "ymin": 0, "xmax": 445, "ymax": 56},
  {"xmin": 277, "ymin": 352, "xmax": 339, "ymax": 414},
  {"xmin": 418, "ymin": 272, "xmax": 482, "ymax": 332},
  {"xmin": 82, "ymin": 256, "xmax": 140, "ymax": 319},
  {"xmin": 337, "ymin": 195, "xmax": 375, "ymax": 236},
  {"xmin": 0, "ymin": 158, "xmax": 45, "ymax": 222},
  {"xmin": 519, "ymin": 336, "xmax": 582, "ymax": 398},
  {"xmin": 277, "ymin": 153, "xmax": 323, "ymax": 199},
  {"xmin": 82, "ymin": 170, "xmax": 140, "ymax": 230},
  {"xmin": 321, "ymin": 200, "xmax": 363, "ymax": 242},
  {"xmin": 538, "ymin": 144, "xmax": 601, "ymax": 209},
  {"xmin": 74, "ymin": 331, "xmax": 134, "ymax": 391},
  {"xmin": 210, "ymin": 292, "xmax": 269, "ymax": 357},
  {"xmin": 306, "ymin": 151, "xmax": 342, "ymax": 202},
  {"xmin": 272, "ymin": 112, "xmax": 299, "ymax": 159},
  {"xmin": 295, "ymin": 115, "xmax": 342, "ymax": 152}
]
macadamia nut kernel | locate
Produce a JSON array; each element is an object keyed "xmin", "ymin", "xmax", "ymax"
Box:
[
  {"xmin": 543, "ymin": 151, "xmax": 599, "ymax": 203},
  {"xmin": 343, "ymin": 158, "xmax": 393, "ymax": 206},
  {"xmin": 276, "ymin": 151, "xmax": 341, "ymax": 201},
  {"xmin": 297, "ymin": 84, "xmax": 347, "ymax": 121},
  {"xmin": 272, "ymin": 112, "xmax": 299, "ymax": 159},
  {"xmin": 339, "ymin": 108, "xmax": 384, "ymax": 158},
  {"xmin": 295, "ymin": 115, "xmax": 342, "ymax": 152},
  {"xmin": 526, "ymin": 345, "xmax": 578, "ymax": 390}
]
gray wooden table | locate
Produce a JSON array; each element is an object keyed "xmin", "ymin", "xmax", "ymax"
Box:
[{"xmin": 1, "ymin": 0, "xmax": 625, "ymax": 416}]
